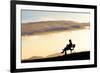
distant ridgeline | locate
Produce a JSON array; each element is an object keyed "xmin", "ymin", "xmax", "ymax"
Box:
[{"xmin": 21, "ymin": 21, "xmax": 90, "ymax": 36}]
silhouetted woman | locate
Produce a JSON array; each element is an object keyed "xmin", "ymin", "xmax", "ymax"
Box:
[{"xmin": 61, "ymin": 39, "xmax": 75, "ymax": 55}]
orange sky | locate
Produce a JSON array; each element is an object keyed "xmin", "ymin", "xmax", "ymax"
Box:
[{"xmin": 22, "ymin": 28, "xmax": 90, "ymax": 60}]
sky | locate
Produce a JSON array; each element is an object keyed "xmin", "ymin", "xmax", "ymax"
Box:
[
  {"xmin": 21, "ymin": 10, "xmax": 91, "ymax": 60},
  {"xmin": 21, "ymin": 10, "xmax": 90, "ymax": 23},
  {"xmin": 22, "ymin": 29, "xmax": 90, "ymax": 59}
]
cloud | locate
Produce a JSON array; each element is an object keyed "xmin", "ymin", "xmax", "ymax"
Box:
[{"xmin": 21, "ymin": 21, "xmax": 90, "ymax": 36}]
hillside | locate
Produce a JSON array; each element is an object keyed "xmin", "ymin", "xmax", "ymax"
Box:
[{"xmin": 22, "ymin": 51, "xmax": 90, "ymax": 63}]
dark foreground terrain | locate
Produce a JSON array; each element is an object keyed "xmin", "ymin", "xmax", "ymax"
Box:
[{"xmin": 22, "ymin": 51, "xmax": 90, "ymax": 63}]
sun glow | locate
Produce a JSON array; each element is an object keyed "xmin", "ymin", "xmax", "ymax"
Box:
[{"xmin": 22, "ymin": 29, "xmax": 90, "ymax": 60}]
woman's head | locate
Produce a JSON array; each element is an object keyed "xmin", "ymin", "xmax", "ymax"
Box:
[{"xmin": 69, "ymin": 39, "xmax": 72, "ymax": 43}]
